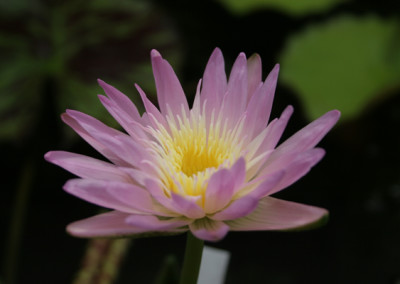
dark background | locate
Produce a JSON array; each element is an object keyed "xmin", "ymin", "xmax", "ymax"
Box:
[{"xmin": 1, "ymin": 0, "xmax": 400, "ymax": 283}]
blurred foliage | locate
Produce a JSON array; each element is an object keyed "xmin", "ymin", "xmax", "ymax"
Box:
[
  {"xmin": 279, "ymin": 15, "xmax": 400, "ymax": 120},
  {"xmin": 0, "ymin": 0, "xmax": 182, "ymax": 142},
  {"xmin": 216, "ymin": 0, "xmax": 347, "ymax": 16}
]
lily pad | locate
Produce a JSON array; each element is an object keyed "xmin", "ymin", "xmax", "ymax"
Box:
[{"xmin": 279, "ymin": 15, "xmax": 400, "ymax": 120}]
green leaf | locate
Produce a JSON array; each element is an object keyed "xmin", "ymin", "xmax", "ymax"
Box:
[
  {"xmin": 279, "ymin": 15, "xmax": 400, "ymax": 120},
  {"xmin": 216, "ymin": 0, "xmax": 346, "ymax": 16}
]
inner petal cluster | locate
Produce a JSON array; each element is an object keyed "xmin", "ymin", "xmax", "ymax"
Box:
[{"xmin": 147, "ymin": 110, "xmax": 245, "ymax": 200}]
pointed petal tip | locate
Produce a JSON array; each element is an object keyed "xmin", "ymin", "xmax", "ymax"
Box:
[
  {"xmin": 97, "ymin": 94, "xmax": 107, "ymax": 102},
  {"xmin": 238, "ymin": 52, "xmax": 246, "ymax": 58},
  {"xmin": 212, "ymin": 47, "xmax": 222, "ymax": 54},
  {"xmin": 44, "ymin": 151, "xmax": 54, "ymax": 162},
  {"xmin": 314, "ymin": 147, "xmax": 326, "ymax": 159},
  {"xmin": 330, "ymin": 109, "xmax": 341, "ymax": 119},
  {"xmin": 283, "ymin": 105, "xmax": 294, "ymax": 116},
  {"xmin": 319, "ymin": 109, "xmax": 341, "ymax": 127},
  {"xmin": 60, "ymin": 112, "xmax": 69, "ymax": 121},
  {"xmin": 151, "ymin": 49, "xmax": 161, "ymax": 58},
  {"xmin": 209, "ymin": 47, "xmax": 223, "ymax": 60}
]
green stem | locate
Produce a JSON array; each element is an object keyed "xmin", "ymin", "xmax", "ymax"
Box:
[{"xmin": 179, "ymin": 232, "xmax": 204, "ymax": 284}]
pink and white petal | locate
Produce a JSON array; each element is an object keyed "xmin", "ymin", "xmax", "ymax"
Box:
[
  {"xmin": 61, "ymin": 113, "xmax": 127, "ymax": 166},
  {"xmin": 170, "ymin": 193, "xmax": 205, "ymax": 219},
  {"xmin": 191, "ymin": 79, "xmax": 202, "ymax": 117},
  {"xmin": 97, "ymin": 79, "xmax": 146, "ymax": 137},
  {"xmin": 135, "ymin": 84, "xmax": 169, "ymax": 131},
  {"xmin": 210, "ymin": 196, "xmax": 258, "ymax": 221},
  {"xmin": 45, "ymin": 151, "xmax": 131, "ymax": 182},
  {"xmin": 98, "ymin": 95, "xmax": 147, "ymax": 140},
  {"xmin": 244, "ymin": 64, "xmax": 280, "ymax": 139},
  {"xmin": 97, "ymin": 79, "xmax": 142, "ymax": 123},
  {"xmin": 67, "ymin": 211, "xmax": 147, "ymax": 238},
  {"xmin": 267, "ymin": 148, "xmax": 326, "ymax": 195},
  {"xmin": 144, "ymin": 178, "xmax": 205, "ymax": 218},
  {"xmin": 66, "ymin": 110, "xmax": 154, "ymax": 170},
  {"xmin": 151, "ymin": 50, "xmax": 189, "ymax": 117},
  {"xmin": 204, "ymin": 168, "xmax": 234, "ymax": 213},
  {"xmin": 253, "ymin": 106, "xmax": 294, "ymax": 158},
  {"xmin": 125, "ymin": 215, "xmax": 190, "ymax": 231},
  {"xmin": 65, "ymin": 110, "xmax": 143, "ymax": 166},
  {"xmin": 246, "ymin": 170, "xmax": 285, "ymax": 198},
  {"xmin": 118, "ymin": 167, "xmax": 152, "ymax": 186},
  {"xmin": 231, "ymin": 157, "xmax": 246, "ymax": 190},
  {"xmin": 227, "ymin": 196, "xmax": 328, "ymax": 231},
  {"xmin": 224, "ymin": 53, "xmax": 248, "ymax": 118},
  {"xmin": 63, "ymin": 179, "xmax": 154, "ymax": 215},
  {"xmin": 91, "ymin": 133, "xmax": 150, "ymax": 171},
  {"xmin": 247, "ymin": 53, "xmax": 262, "ymax": 101},
  {"xmin": 245, "ymin": 106, "xmax": 294, "ymax": 179},
  {"xmin": 204, "ymin": 158, "xmax": 246, "ymax": 214},
  {"xmin": 189, "ymin": 219, "xmax": 230, "ymax": 242},
  {"xmin": 272, "ymin": 110, "xmax": 340, "ymax": 156},
  {"xmin": 144, "ymin": 179, "xmax": 190, "ymax": 216},
  {"xmin": 201, "ymin": 48, "xmax": 227, "ymax": 116}
]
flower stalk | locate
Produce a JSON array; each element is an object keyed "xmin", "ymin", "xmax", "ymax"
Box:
[{"xmin": 179, "ymin": 232, "xmax": 204, "ymax": 284}]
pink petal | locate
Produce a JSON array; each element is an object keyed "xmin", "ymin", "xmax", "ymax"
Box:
[
  {"xmin": 191, "ymin": 79, "xmax": 202, "ymax": 116},
  {"xmin": 151, "ymin": 49, "xmax": 189, "ymax": 116},
  {"xmin": 125, "ymin": 215, "xmax": 190, "ymax": 231},
  {"xmin": 272, "ymin": 110, "xmax": 340, "ymax": 156},
  {"xmin": 119, "ymin": 167, "xmax": 151, "ymax": 186},
  {"xmin": 201, "ymin": 48, "xmax": 227, "ymax": 116},
  {"xmin": 97, "ymin": 79, "xmax": 142, "ymax": 123},
  {"xmin": 223, "ymin": 53, "xmax": 248, "ymax": 119},
  {"xmin": 144, "ymin": 179, "xmax": 203, "ymax": 218},
  {"xmin": 170, "ymin": 193, "xmax": 205, "ymax": 219},
  {"xmin": 245, "ymin": 106, "xmax": 293, "ymax": 180},
  {"xmin": 247, "ymin": 53, "xmax": 262, "ymax": 101},
  {"xmin": 210, "ymin": 196, "xmax": 258, "ymax": 221},
  {"xmin": 67, "ymin": 211, "xmax": 147, "ymax": 238},
  {"xmin": 248, "ymin": 170, "xmax": 285, "ymax": 198},
  {"xmin": 230, "ymin": 157, "xmax": 246, "ymax": 194},
  {"xmin": 98, "ymin": 95, "xmax": 147, "ymax": 140},
  {"xmin": 253, "ymin": 105, "xmax": 294, "ymax": 157},
  {"xmin": 244, "ymin": 64, "xmax": 280, "ymax": 139},
  {"xmin": 63, "ymin": 179, "xmax": 158, "ymax": 215},
  {"xmin": 61, "ymin": 113, "xmax": 127, "ymax": 166},
  {"xmin": 189, "ymin": 219, "xmax": 230, "ymax": 242},
  {"xmin": 264, "ymin": 148, "xmax": 326, "ymax": 195},
  {"xmin": 227, "ymin": 196, "xmax": 328, "ymax": 231},
  {"xmin": 135, "ymin": 84, "xmax": 169, "ymax": 131},
  {"xmin": 44, "ymin": 151, "xmax": 131, "ymax": 182},
  {"xmin": 204, "ymin": 158, "xmax": 246, "ymax": 214},
  {"xmin": 65, "ymin": 110, "xmax": 152, "ymax": 170}
]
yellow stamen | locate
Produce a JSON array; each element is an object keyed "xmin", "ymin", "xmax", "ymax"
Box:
[{"xmin": 147, "ymin": 106, "xmax": 244, "ymax": 200}]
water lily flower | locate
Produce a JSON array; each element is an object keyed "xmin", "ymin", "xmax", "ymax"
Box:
[{"xmin": 45, "ymin": 48, "xmax": 340, "ymax": 242}]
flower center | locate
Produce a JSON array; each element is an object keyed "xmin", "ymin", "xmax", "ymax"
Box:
[
  {"xmin": 176, "ymin": 133, "xmax": 228, "ymax": 177},
  {"xmin": 148, "ymin": 110, "xmax": 245, "ymax": 198}
]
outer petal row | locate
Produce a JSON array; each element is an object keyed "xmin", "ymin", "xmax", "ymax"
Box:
[
  {"xmin": 227, "ymin": 196, "xmax": 328, "ymax": 231},
  {"xmin": 67, "ymin": 211, "xmax": 187, "ymax": 238}
]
